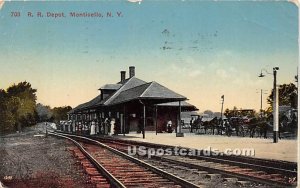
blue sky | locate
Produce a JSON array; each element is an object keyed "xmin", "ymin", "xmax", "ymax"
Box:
[{"xmin": 0, "ymin": 1, "xmax": 298, "ymax": 112}]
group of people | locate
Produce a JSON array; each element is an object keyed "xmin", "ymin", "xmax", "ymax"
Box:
[{"xmin": 67, "ymin": 118, "xmax": 114, "ymax": 135}]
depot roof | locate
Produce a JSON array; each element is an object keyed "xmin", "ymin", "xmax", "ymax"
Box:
[{"xmin": 69, "ymin": 76, "xmax": 192, "ymax": 113}]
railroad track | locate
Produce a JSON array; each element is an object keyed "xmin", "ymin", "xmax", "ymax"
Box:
[
  {"xmin": 95, "ymin": 136, "xmax": 296, "ymax": 172},
  {"xmin": 52, "ymin": 131, "xmax": 297, "ymax": 187},
  {"xmin": 92, "ymin": 136, "xmax": 297, "ymax": 187},
  {"xmin": 49, "ymin": 132, "xmax": 199, "ymax": 188}
]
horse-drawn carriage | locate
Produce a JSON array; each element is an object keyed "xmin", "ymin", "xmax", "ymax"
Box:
[
  {"xmin": 190, "ymin": 115, "xmax": 275, "ymax": 138},
  {"xmin": 190, "ymin": 115, "xmax": 222, "ymax": 135},
  {"xmin": 190, "ymin": 107, "xmax": 297, "ymax": 138}
]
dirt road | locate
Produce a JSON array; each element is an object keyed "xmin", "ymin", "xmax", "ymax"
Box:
[{"xmin": 0, "ymin": 125, "xmax": 93, "ymax": 188}]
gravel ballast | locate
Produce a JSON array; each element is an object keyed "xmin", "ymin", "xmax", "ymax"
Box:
[{"xmin": 0, "ymin": 128, "xmax": 94, "ymax": 188}]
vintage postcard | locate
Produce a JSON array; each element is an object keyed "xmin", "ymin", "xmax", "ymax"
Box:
[{"xmin": 0, "ymin": 1, "xmax": 298, "ymax": 187}]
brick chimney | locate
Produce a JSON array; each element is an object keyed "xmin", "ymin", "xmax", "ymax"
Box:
[
  {"xmin": 129, "ymin": 66, "xmax": 135, "ymax": 78},
  {"xmin": 120, "ymin": 71, "xmax": 126, "ymax": 82}
]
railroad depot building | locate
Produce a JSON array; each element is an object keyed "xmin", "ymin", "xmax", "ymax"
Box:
[{"xmin": 67, "ymin": 66, "xmax": 198, "ymax": 136}]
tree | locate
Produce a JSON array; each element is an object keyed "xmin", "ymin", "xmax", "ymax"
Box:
[
  {"xmin": 213, "ymin": 112, "xmax": 221, "ymax": 118},
  {"xmin": 0, "ymin": 89, "xmax": 17, "ymax": 133},
  {"xmin": 36, "ymin": 103, "xmax": 53, "ymax": 122},
  {"xmin": 13, "ymin": 83, "xmax": 37, "ymax": 129},
  {"xmin": 51, "ymin": 106, "xmax": 72, "ymax": 123},
  {"xmin": 4, "ymin": 82, "xmax": 37, "ymax": 131},
  {"xmin": 203, "ymin": 110, "xmax": 214, "ymax": 117},
  {"xmin": 0, "ymin": 81, "xmax": 74, "ymax": 134},
  {"xmin": 267, "ymin": 83, "xmax": 297, "ymax": 109}
]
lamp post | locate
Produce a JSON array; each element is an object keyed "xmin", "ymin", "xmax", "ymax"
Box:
[
  {"xmin": 258, "ymin": 67, "xmax": 279, "ymax": 143},
  {"xmin": 273, "ymin": 67, "xmax": 279, "ymax": 143}
]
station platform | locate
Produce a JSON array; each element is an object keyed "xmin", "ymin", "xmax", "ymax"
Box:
[{"xmin": 115, "ymin": 132, "xmax": 298, "ymax": 162}]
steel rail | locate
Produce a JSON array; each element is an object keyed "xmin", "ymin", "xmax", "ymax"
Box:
[
  {"xmin": 189, "ymin": 153, "xmax": 297, "ymax": 175},
  {"xmin": 52, "ymin": 132, "xmax": 201, "ymax": 188},
  {"xmin": 53, "ymin": 131, "xmax": 297, "ymax": 186},
  {"xmin": 152, "ymin": 155, "xmax": 293, "ymax": 187},
  {"xmin": 54, "ymin": 131, "xmax": 296, "ymax": 175},
  {"xmin": 96, "ymin": 137, "xmax": 297, "ymax": 187},
  {"xmin": 93, "ymin": 135, "xmax": 297, "ymax": 174},
  {"xmin": 49, "ymin": 132, "xmax": 125, "ymax": 188}
]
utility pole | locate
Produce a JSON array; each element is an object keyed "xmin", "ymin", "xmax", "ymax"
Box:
[
  {"xmin": 258, "ymin": 67, "xmax": 279, "ymax": 143},
  {"xmin": 257, "ymin": 89, "xmax": 267, "ymax": 118},
  {"xmin": 221, "ymin": 95, "xmax": 224, "ymax": 121},
  {"xmin": 260, "ymin": 89, "xmax": 263, "ymax": 118},
  {"xmin": 273, "ymin": 67, "xmax": 279, "ymax": 143}
]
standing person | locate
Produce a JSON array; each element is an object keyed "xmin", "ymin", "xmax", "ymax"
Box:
[
  {"xmin": 138, "ymin": 117, "xmax": 143, "ymax": 133},
  {"xmin": 104, "ymin": 118, "xmax": 110, "ymax": 135},
  {"xmin": 224, "ymin": 120, "xmax": 231, "ymax": 136},
  {"xmin": 190, "ymin": 118, "xmax": 194, "ymax": 133},
  {"xmin": 167, "ymin": 120, "xmax": 172, "ymax": 133},
  {"xmin": 262, "ymin": 118, "xmax": 268, "ymax": 139},
  {"xmin": 90, "ymin": 121, "xmax": 95, "ymax": 135},
  {"xmin": 100, "ymin": 118, "xmax": 104, "ymax": 134},
  {"xmin": 110, "ymin": 118, "xmax": 115, "ymax": 136}
]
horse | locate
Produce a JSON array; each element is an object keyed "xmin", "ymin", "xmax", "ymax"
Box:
[
  {"xmin": 190, "ymin": 117, "xmax": 203, "ymax": 133},
  {"xmin": 257, "ymin": 121, "xmax": 271, "ymax": 139},
  {"xmin": 246, "ymin": 118, "xmax": 259, "ymax": 138},
  {"xmin": 202, "ymin": 117, "xmax": 219, "ymax": 134},
  {"xmin": 246, "ymin": 118, "xmax": 271, "ymax": 138},
  {"xmin": 228, "ymin": 117, "xmax": 243, "ymax": 137}
]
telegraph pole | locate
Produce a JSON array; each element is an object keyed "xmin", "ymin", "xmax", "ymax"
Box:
[
  {"xmin": 257, "ymin": 89, "xmax": 267, "ymax": 118},
  {"xmin": 221, "ymin": 95, "xmax": 224, "ymax": 121},
  {"xmin": 260, "ymin": 89, "xmax": 263, "ymax": 118}
]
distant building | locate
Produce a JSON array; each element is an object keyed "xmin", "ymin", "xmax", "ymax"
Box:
[{"xmin": 67, "ymin": 66, "xmax": 198, "ymax": 135}]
